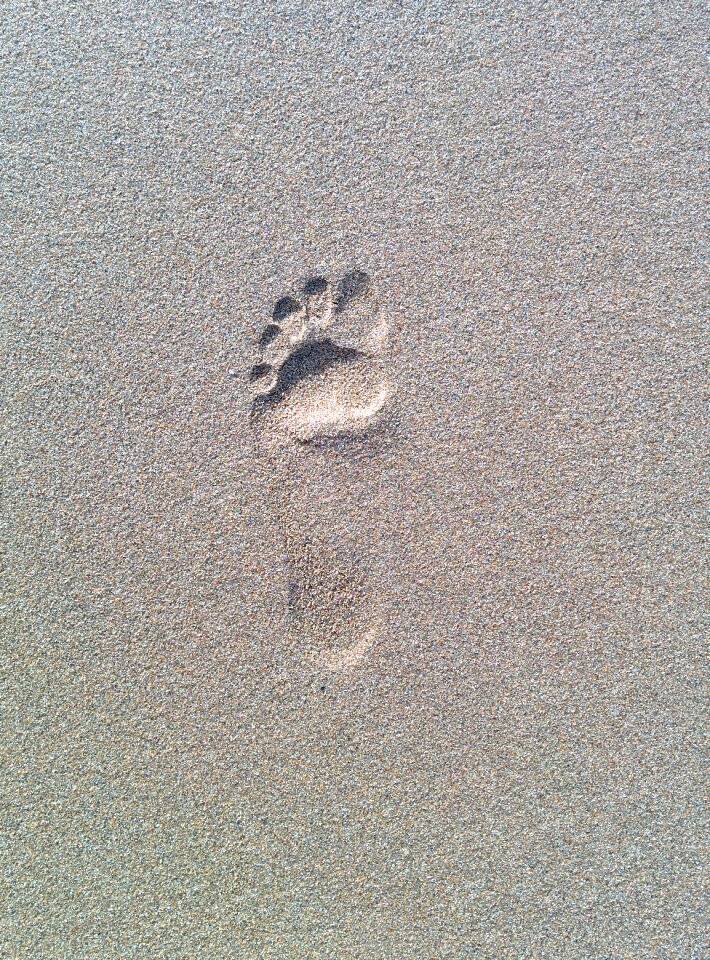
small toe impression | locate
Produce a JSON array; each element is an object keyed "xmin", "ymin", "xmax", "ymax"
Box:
[
  {"xmin": 250, "ymin": 362, "xmax": 272, "ymax": 382},
  {"xmin": 303, "ymin": 275, "xmax": 333, "ymax": 329},
  {"xmin": 250, "ymin": 362, "xmax": 277, "ymax": 394},
  {"xmin": 334, "ymin": 270, "xmax": 371, "ymax": 313},
  {"xmin": 304, "ymin": 276, "xmax": 329, "ymax": 296},
  {"xmin": 259, "ymin": 323, "xmax": 281, "ymax": 348},
  {"xmin": 273, "ymin": 296, "xmax": 301, "ymax": 324},
  {"xmin": 272, "ymin": 296, "xmax": 306, "ymax": 343}
]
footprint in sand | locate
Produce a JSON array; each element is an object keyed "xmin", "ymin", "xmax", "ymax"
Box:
[{"xmin": 248, "ymin": 270, "xmax": 393, "ymax": 666}]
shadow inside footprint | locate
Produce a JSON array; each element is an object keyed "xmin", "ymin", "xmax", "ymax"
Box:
[{"xmin": 257, "ymin": 339, "xmax": 364, "ymax": 409}]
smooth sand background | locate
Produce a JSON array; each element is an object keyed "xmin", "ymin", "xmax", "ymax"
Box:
[{"xmin": 2, "ymin": 2, "xmax": 707, "ymax": 957}]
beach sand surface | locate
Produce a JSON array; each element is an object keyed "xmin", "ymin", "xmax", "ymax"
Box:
[{"xmin": 2, "ymin": 2, "xmax": 707, "ymax": 957}]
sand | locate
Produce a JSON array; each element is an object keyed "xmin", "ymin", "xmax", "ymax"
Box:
[{"xmin": 2, "ymin": 2, "xmax": 707, "ymax": 957}]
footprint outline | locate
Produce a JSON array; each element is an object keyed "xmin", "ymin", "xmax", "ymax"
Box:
[{"xmin": 247, "ymin": 269, "xmax": 394, "ymax": 665}]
